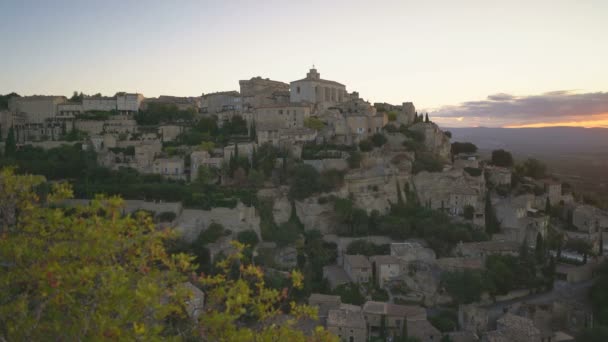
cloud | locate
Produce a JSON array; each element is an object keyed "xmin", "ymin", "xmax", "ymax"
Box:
[{"xmin": 429, "ymin": 90, "xmax": 608, "ymax": 127}]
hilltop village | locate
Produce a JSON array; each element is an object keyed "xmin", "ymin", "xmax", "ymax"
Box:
[{"xmin": 1, "ymin": 68, "xmax": 607, "ymax": 342}]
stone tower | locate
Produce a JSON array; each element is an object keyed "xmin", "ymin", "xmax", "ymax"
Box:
[{"xmin": 398, "ymin": 102, "xmax": 416, "ymax": 125}]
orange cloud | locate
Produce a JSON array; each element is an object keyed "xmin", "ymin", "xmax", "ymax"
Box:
[{"xmin": 505, "ymin": 113, "xmax": 608, "ymax": 128}]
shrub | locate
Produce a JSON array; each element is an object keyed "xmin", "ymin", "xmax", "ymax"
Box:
[
  {"xmin": 157, "ymin": 211, "xmax": 177, "ymax": 222},
  {"xmin": 371, "ymin": 133, "xmax": 388, "ymax": 147},
  {"xmin": 491, "ymin": 149, "xmax": 514, "ymax": 167},
  {"xmin": 196, "ymin": 222, "xmax": 225, "ymax": 245},
  {"xmin": 413, "ymin": 152, "xmax": 443, "ymax": 174},
  {"xmin": 359, "ymin": 139, "xmax": 373, "ymax": 152},
  {"xmin": 464, "ymin": 167, "xmax": 482, "ymax": 177},
  {"xmin": 451, "ymin": 142, "xmax": 477, "ymax": 155},
  {"xmin": 463, "ymin": 205, "xmax": 475, "ymax": 220},
  {"xmin": 347, "ymin": 151, "xmax": 362, "ymax": 169},
  {"xmin": 237, "ymin": 230, "xmax": 259, "ymax": 247}
]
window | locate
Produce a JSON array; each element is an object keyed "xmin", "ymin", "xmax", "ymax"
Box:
[{"xmin": 297, "ymin": 86, "xmax": 301, "ymax": 94}]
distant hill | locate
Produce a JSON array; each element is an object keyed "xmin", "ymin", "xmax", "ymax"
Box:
[{"xmin": 444, "ymin": 126, "xmax": 608, "ymax": 157}]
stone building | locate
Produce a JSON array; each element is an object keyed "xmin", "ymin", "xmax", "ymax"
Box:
[
  {"xmin": 141, "ymin": 95, "xmax": 200, "ymax": 112},
  {"xmin": 453, "ymin": 153, "xmax": 480, "ymax": 169},
  {"xmin": 493, "ymin": 195, "xmax": 549, "ymax": 246},
  {"xmin": 454, "ymin": 240, "xmax": 520, "ymax": 259},
  {"xmin": 152, "ymin": 157, "xmax": 185, "ymax": 180},
  {"xmin": 343, "ymin": 254, "xmax": 372, "ymax": 284},
  {"xmin": 326, "ymin": 308, "xmax": 367, "ymax": 342},
  {"xmin": 290, "ymin": 68, "xmax": 347, "ymax": 112},
  {"xmin": 399, "ymin": 102, "xmax": 416, "ymax": 126},
  {"xmin": 190, "ymin": 150, "xmax": 223, "ymax": 181},
  {"xmin": 254, "ymin": 103, "xmax": 311, "ymax": 129},
  {"xmin": 362, "ymin": 301, "xmax": 427, "ymax": 340},
  {"xmin": 409, "ymin": 122, "xmax": 451, "ymax": 161},
  {"xmin": 485, "ymin": 166, "xmax": 512, "ymax": 187},
  {"xmin": 158, "ymin": 124, "xmax": 185, "ymax": 142},
  {"xmin": 308, "ymin": 293, "xmax": 342, "ymax": 321},
  {"xmin": 223, "ymin": 142, "xmax": 256, "ymax": 162},
  {"xmin": 413, "ymin": 168, "xmax": 485, "ymax": 216},
  {"xmin": 572, "ymin": 204, "xmax": 608, "ymax": 234},
  {"xmin": 407, "ymin": 318, "xmax": 442, "ymax": 342},
  {"xmin": 82, "ymin": 93, "xmax": 143, "ymax": 114},
  {"xmin": 369, "ymin": 255, "xmax": 401, "ymax": 288},
  {"xmin": 9, "ymin": 95, "xmax": 67, "ymax": 123},
  {"xmin": 239, "ymin": 76, "xmax": 290, "ymax": 110},
  {"xmin": 543, "ymin": 179, "xmax": 562, "ymax": 205},
  {"xmin": 201, "ymin": 91, "xmax": 241, "ymax": 114}
]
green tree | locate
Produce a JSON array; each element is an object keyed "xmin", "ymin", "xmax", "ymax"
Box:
[
  {"xmin": 371, "ymin": 133, "xmax": 388, "ymax": 147},
  {"xmin": 4, "ymin": 126, "xmax": 16, "ymax": 157},
  {"xmin": 535, "ymin": 232, "xmax": 545, "ymax": 263},
  {"xmin": 425, "ymin": 113, "xmax": 429, "ymax": 123},
  {"xmin": 451, "ymin": 142, "xmax": 478, "ymax": 155},
  {"xmin": 0, "ymin": 170, "xmax": 196, "ymax": 340},
  {"xmin": 347, "ymin": 151, "xmax": 362, "ymax": 169},
  {"xmin": 463, "ymin": 205, "xmax": 475, "ymax": 220},
  {"xmin": 304, "ymin": 117, "xmax": 325, "ymax": 131},
  {"xmin": 199, "ymin": 242, "xmax": 338, "ymax": 341},
  {"xmin": 359, "ymin": 139, "xmax": 373, "ymax": 152},
  {"xmin": 491, "ymin": 149, "xmax": 514, "ymax": 168},
  {"xmin": 289, "ymin": 164, "xmax": 322, "ymax": 200},
  {"xmin": 485, "ymin": 193, "xmax": 500, "ymax": 235},
  {"xmin": 576, "ymin": 327, "xmax": 608, "ymax": 342},
  {"xmin": 521, "ymin": 158, "xmax": 547, "ymax": 179}
]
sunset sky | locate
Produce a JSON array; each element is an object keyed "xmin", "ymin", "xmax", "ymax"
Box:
[{"xmin": 1, "ymin": 0, "xmax": 607, "ymax": 128}]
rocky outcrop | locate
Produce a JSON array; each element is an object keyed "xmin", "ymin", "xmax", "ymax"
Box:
[
  {"xmin": 410, "ymin": 122, "xmax": 451, "ymax": 161},
  {"xmin": 295, "ymin": 195, "xmax": 339, "ymax": 234}
]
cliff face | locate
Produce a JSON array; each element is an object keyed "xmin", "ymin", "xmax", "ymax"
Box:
[{"xmin": 410, "ymin": 122, "xmax": 451, "ymax": 161}]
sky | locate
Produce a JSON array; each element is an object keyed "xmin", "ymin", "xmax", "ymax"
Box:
[{"xmin": 1, "ymin": 0, "xmax": 608, "ymax": 127}]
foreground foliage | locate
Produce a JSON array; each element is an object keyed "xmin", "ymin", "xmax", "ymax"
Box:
[{"xmin": 0, "ymin": 168, "xmax": 337, "ymax": 341}]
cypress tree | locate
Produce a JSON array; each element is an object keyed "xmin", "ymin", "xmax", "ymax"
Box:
[
  {"xmin": 535, "ymin": 232, "xmax": 545, "ymax": 263},
  {"xmin": 5, "ymin": 126, "xmax": 16, "ymax": 157},
  {"xmin": 251, "ymin": 146, "xmax": 258, "ymax": 170},
  {"xmin": 250, "ymin": 120, "xmax": 257, "ymax": 141},
  {"xmin": 425, "ymin": 113, "xmax": 429, "ymax": 123},
  {"xmin": 396, "ymin": 180, "xmax": 404, "ymax": 206},
  {"xmin": 379, "ymin": 314, "xmax": 387, "ymax": 339}
]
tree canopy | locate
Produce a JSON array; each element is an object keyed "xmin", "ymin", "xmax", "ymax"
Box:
[
  {"xmin": 0, "ymin": 168, "xmax": 337, "ymax": 341},
  {"xmin": 491, "ymin": 149, "xmax": 514, "ymax": 168}
]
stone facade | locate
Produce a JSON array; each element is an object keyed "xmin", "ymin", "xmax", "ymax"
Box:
[
  {"xmin": 413, "ymin": 168, "xmax": 485, "ymax": 216},
  {"xmin": 201, "ymin": 91, "xmax": 241, "ymax": 114},
  {"xmin": 152, "ymin": 157, "xmax": 185, "ymax": 180},
  {"xmin": 362, "ymin": 301, "xmax": 426, "ymax": 340},
  {"xmin": 327, "ymin": 308, "xmax": 367, "ymax": 342},
  {"xmin": 370, "ymin": 255, "xmax": 401, "ymax": 288},
  {"xmin": 290, "ymin": 68, "xmax": 347, "ymax": 112},
  {"xmin": 239, "ymin": 76, "xmax": 290, "ymax": 110},
  {"xmin": 9, "ymin": 95, "xmax": 67, "ymax": 123},
  {"xmin": 254, "ymin": 103, "xmax": 311, "ymax": 129},
  {"xmin": 343, "ymin": 254, "xmax": 372, "ymax": 284}
]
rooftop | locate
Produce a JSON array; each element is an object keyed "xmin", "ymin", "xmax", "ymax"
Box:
[
  {"xmin": 327, "ymin": 309, "xmax": 365, "ymax": 328},
  {"xmin": 362, "ymin": 301, "xmax": 426, "ymax": 318},
  {"xmin": 308, "ymin": 293, "xmax": 341, "ymax": 305},
  {"xmin": 344, "ymin": 254, "xmax": 371, "ymax": 269}
]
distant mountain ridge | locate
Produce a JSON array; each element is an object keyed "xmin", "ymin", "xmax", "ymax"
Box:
[{"xmin": 444, "ymin": 126, "xmax": 608, "ymax": 157}]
